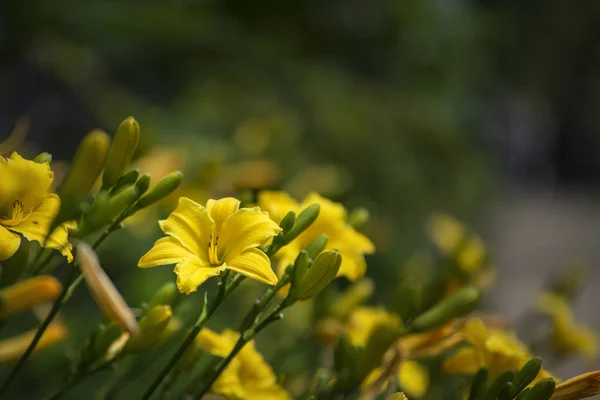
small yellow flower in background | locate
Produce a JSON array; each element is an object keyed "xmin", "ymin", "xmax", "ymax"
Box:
[
  {"xmin": 537, "ymin": 292, "xmax": 598, "ymax": 359},
  {"xmin": 0, "ymin": 153, "xmax": 74, "ymax": 262},
  {"xmin": 139, "ymin": 197, "xmax": 281, "ymax": 294},
  {"xmin": 0, "ymin": 321, "xmax": 67, "ymax": 363},
  {"xmin": 259, "ymin": 191, "xmax": 375, "ymax": 281},
  {"xmin": 386, "ymin": 393, "xmax": 408, "ymax": 400},
  {"xmin": 0, "ymin": 275, "xmax": 62, "ymax": 319},
  {"xmin": 443, "ymin": 318, "xmax": 553, "ymax": 381},
  {"xmin": 364, "ymin": 360, "xmax": 429, "ymax": 398},
  {"xmin": 550, "ymin": 370, "xmax": 600, "ymax": 400},
  {"xmin": 196, "ymin": 328, "xmax": 290, "ymax": 400},
  {"xmin": 346, "ymin": 306, "xmax": 402, "ymax": 347}
]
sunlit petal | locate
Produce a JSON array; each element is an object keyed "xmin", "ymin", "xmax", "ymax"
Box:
[
  {"xmin": 257, "ymin": 191, "xmax": 301, "ymax": 224},
  {"xmin": 0, "ymin": 225, "xmax": 20, "ymax": 262},
  {"xmin": 443, "ymin": 347, "xmax": 482, "ymax": 374},
  {"xmin": 207, "ymin": 197, "xmax": 240, "ymax": 232},
  {"xmin": 219, "ymin": 208, "xmax": 281, "ymax": 261},
  {"xmin": 158, "ymin": 197, "xmax": 213, "ymax": 256},
  {"xmin": 226, "ymin": 248, "xmax": 278, "ymax": 286},
  {"xmin": 398, "ymin": 360, "xmax": 429, "ymax": 398},
  {"xmin": 174, "ymin": 255, "xmax": 225, "ymax": 294},
  {"xmin": 138, "ymin": 236, "xmax": 194, "ymax": 268}
]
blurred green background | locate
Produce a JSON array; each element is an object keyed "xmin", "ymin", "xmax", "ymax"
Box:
[{"xmin": 2, "ymin": 0, "xmax": 600, "ymax": 397}]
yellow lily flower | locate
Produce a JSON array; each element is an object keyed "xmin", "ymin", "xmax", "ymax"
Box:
[
  {"xmin": 196, "ymin": 328, "xmax": 290, "ymax": 400},
  {"xmin": 258, "ymin": 191, "xmax": 375, "ymax": 281},
  {"xmin": 0, "ymin": 152, "xmax": 74, "ymax": 262},
  {"xmin": 138, "ymin": 197, "xmax": 281, "ymax": 294},
  {"xmin": 443, "ymin": 318, "xmax": 553, "ymax": 381},
  {"xmin": 537, "ymin": 292, "xmax": 598, "ymax": 359},
  {"xmin": 364, "ymin": 361, "xmax": 429, "ymax": 398},
  {"xmin": 346, "ymin": 306, "xmax": 402, "ymax": 347}
]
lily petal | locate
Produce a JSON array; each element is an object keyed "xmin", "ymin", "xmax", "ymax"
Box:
[
  {"xmin": 207, "ymin": 197, "xmax": 240, "ymax": 232},
  {"xmin": 159, "ymin": 197, "xmax": 213, "ymax": 256},
  {"xmin": 7, "ymin": 194, "xmax": 74, "ymax": 262},
  {"xmin": 335, "ymin": 250, "xmax": 366, "ymax": 282},
  {"xmin": 443, "ymin": 347, "xmax": 482, "ymax": 374},
  {"xmin": 138, "ymin": 236, "xmax": 193, "ymax": 268},
  {"xmin": 219, "ymin": 208, "xmax": 281, "ymax": 261},
  {"xmin": 0, "ymin": 225, "xmax": 20, "ymax": 262},
  {"xmin": 398, "ymin": 360, "xmax": 429, "ymax": 398},
  {"xmin": 226, "ymin": 248, "xmax": 278, "ymax": 286},
  {"xmin": 258, "ymin": 191, "xmax": 300, "ymax": 224},
  {"xmin": 174, "ymin": 255, "xmax": 225, "ymax": 294}
]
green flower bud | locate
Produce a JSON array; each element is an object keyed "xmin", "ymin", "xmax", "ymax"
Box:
[
  {"xmin": 523, "ymin": 378, "xmax": 555, "ymax": 400},
  {"xmin": 79, "ymin": 184, "xmax": 144, "ymax": 235},
  {"xmin": 62, "ymin": 130, "xmax": 111, "ymax": 197},
  {"xmin": 334, "ymin": 333, "xmax": 360, "ymax": 382},
  {"xmin": 283, "ymin": 204, "xmax": 320, "ymax": 244},
  {"xmin": 292, "ymin": 250, "xmax": 310, "ymax": 287},
  {"xmin": 87, "ymin": 322, "xmax": 123, "ymax": 363},
  {"xmin": 279, "ymin": 211, "xmax": 296, "ymax": 234},
  {"xmin": 354, "ymin": 321, "xmax": 402, "ymax": 385},
  {"xmin": 149, "ymin": 282, "xmax": 177, "ymax": 308},
  {"xmin": 33, "ymin": 152, "xmax": 52, "ymax": 164},
  {"xmin": 135, "ymin": 171, "xmax": 183, "ymax": 210},
  {"xmin": 484, "ymin": 369, "xmax": 516, "ymax": 400},
  {"xmin": 102, "ymin": 117, "xmax": 140, "ymax": 189},
  {"xmin": 499, "ymin": 382, "xmax": 514, "ymax": 400},
  {"xmin": 469, "ymin": 367, "xmax": 489, "ymax": 400},
  {"xmin": 512, "ymin": 357, "xmax": 542, "ymax": 396},
  {"xmin": 109, "ymin": 168, "xmax": 140, "ymax": 195},
  {"xmin": 134, "ymin": 173, "xmax": 151, "ymax": 195},
  {"xmin": 348, "ymin": 207, "xmax": 369, "ymax": 230},
  {"xmin": 306, "ymin": 234, "xmax": 329, "ymax": 261},
  {"xmin": 516, "ymin": 388, "xmax": 531, "ymax": 400},
  {"xmin": 124, "ymin": 305, "xmax": 172, "ymax": 353},
  {"xmin": 393, "ymin": 278, "xmax": 422, "ymax": 322},
  {"xmin": 408, "ymin": 285, "xmax": 480, "ymax": 333},
  {"xmin": 294, "ymin": 250, "xmax": 341, "ymax": 300}
]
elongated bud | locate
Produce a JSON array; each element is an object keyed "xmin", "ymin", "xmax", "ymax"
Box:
[
  {"xmin": 499, "ymin": 383, "xmax": 514, "ymax": 400},
  {"xmin": 279, "ymin": 211, "xmax": 296, "ymax": 233},
  {"xmin": 87, "ymin": 323, "xmax": 123, "ymax": 363},
  {"xmin": 512, "ymin": 357, "xmax": 543, "ymax": 396},
  {"xmin": 524, "ymin": 378, "xmax": 555, "ymax": 400},
  {"xmin": 283, "ymin": 204, "xmax": 320, "ymax": 244},
  {"xmin": 306, "ymin": 234, "xmax": 329, "ymax": 261},
  {"xmin": 33, "ymin": 152, "xmax": 52, "ymax": 164},
  {"xmin": 517, "ymin": 388, "xmax": 532, "ymax": 400},
  {"xmin": 149, "ymin": 282, "xmax": 177, "ymax": 308},
  {"xmin": 469, "ymin": 368, "xmax": 489, "ymax": 400},
  {"xmin": 135, "ymin": 171, "xmax": 183, "ymax": 209},
  {"xmin": 77, "ymin": 241, "xmax": 139, "ymax": 335},
  {"xmin": 295, "ymin": 250, "xmax": 341, "ymax": 300},
  {"xmin": 124, "ymin": 305, "xmax": 172, "ymax": 353},
  {"xmin": 409, "ymin": 285, "xmax": 480, "ymax": 333},
  {"xmin": 393, "ymin": 278, "xmax": 422, "ymax": 322},
  {"xmin": 292, "ymin": 250, "xmax": 310, "ymax": 286},
  {"xmin": 102, "ymin": 117, "xmax": 140, "ymax": 189},
  {"xmin": 0, "ymin": 322, "xmax": 66, "ymax": 363},
  {"xmin": 484, "ymin": 369, "xmax": 516, "ymax": 400},
  {"xmin": 109, "ymin": 168, "xmax": 140, "ymax": 195},
  {"xmin": 331, "ymin": 278, "xmax": 374, "ymax": 319},
  {"xmin": 0, "ymin": 276, "xmax": 62, "ymax": 319},
  {"xmin": 348, "ymin": 207, "xmax": 369, "ymax": 230},
  {"xmin": 62, "ymin": 130, "xmax": 111, "ymax": 197},
  {"xmin": 550, "ymin": 371, "xmax": 600, "ymax": 400}
]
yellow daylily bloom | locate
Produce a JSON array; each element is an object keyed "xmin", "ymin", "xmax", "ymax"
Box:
[
  {"xmin": 0, "ymin": 152, "xmax": 74, "ymax": 262},
  {"xmin": 138, "ymin": 197, "xmax": 281, "ymax": 294},
  {"xmin": 364, "ymin": 361, "xmax": 429, "ymax": 398},
  {"xmin": 0, "ymin": 275, "xmax": 62, "ymax": 319},
  {"xmin": 537, "ymin": 292, "xmax": 598, "ymax": 359},
  {"xmin": 443, "ymin": 318, "xmax": 553, "ymax": 381},
  {"xmin": 259, "ymin": 191, "xmax": 375, "ymax": 281},
  {"xmin": 347, "ymin": 306, "xmax": 402, "ymax": 347},
  {"xmin": 196, "ymin": 328, "xmax": 290, "ymax": 400}
]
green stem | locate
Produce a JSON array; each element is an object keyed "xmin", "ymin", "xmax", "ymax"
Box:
[
  {"xmin": 46, "ymin": 360, "xmax": 114, "ymax": 400},
  {"xmin": 140, "ymin": 274, "xmax": 237, "ymax": 400}
]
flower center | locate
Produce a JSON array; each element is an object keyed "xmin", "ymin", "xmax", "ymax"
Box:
[
  {"xmin": 208, "ymin": 234, "xmax": 221, "ymax": 265},
  {"xmin": 1, "ymin": 199, "xmax": 31, "ymax": 227}
]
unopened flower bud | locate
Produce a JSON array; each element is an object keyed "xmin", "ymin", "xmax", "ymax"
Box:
[
  {"xmin": 62, "ymin": 130, "xmax": 111, "ymax": 198},
  {"xmin": 469, "ymin": 368, "xmax": 489, "ymax": 400},
  {"xmin": 149, "ymin": 282, "xmax": 177, "ymax": 308},
  {"xmin": 292, "ymin": 250, "xmax": 310, "ymax": 287},
  {"xmin": 124, "ymin": 305, "xmax": 172, "ymax": 353},
  {"xmin": 135, "ymin": 171, "xmax": 183, "ymax": 210},
  {"xmin": 499, "ymin": 383, "xmax": 514, "ymax": 400},
  {"xmin": 0, "ymin": 276, "xmax": 62, "ymax": 319},
  {"xmin": 550, "ymin": 371, "xmax": 600, "ymax": 400},
  {"xmin": 33, "ymin": 152, "xmax": 52, "ymax": 164},
  {"xmin": 279, "ymin": 211, "xmax": 296, "ymax": 234},
  {"xmin": 87, "ymin": 322, "xmax": 124, "ymax": 363},
  {"xmin": 409, "ymin": 285, "xmax": 480, "ymax": 333},
  {"xmin": 348, "ymin": 207, "xmax": 369, "ymax": 230},
  {"xmin": 77, "ymin": 241, "xmax": 138, "ymax": 335},
  {"xmin": 109, "ymin": 168, "xmax": 140, "ymax": 195},
  {"xmin": 355, "ymin": 321, "xmax": 402, "ymax": 383},
  {"xmin": 306, "ymin": 234, "xmax": 329, "ymax": 261},
  {"xmin": 295, "ymin": 250, "xmax": 341, "ymax": 300},
  {"xmin": 525, "ymin": 378, "xmax": 555, "ymax": 400},
  {"xmin": 0, "ymin": 322, "xmax": 66, "ymax": 363},
  {"xmin": 483, "ymin": 369, "xmax": 516, "ymax": 400},
  {"xmin": 512, "ymin": 357, "xmax": 542, "ymax": 396},
  {"xmin": 102, "ymin": 117, "xmax": 140, "ymax": 189},
  {"xmin": 283, "ymin": 204, "xmax": 320, "ymax": 244}
]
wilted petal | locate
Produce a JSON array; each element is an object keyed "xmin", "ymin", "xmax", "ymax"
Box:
[
  {"xmin": 226, "ymin": 248, "xmax": 278, "ymax": 286},
  {"xmin": 174, "ymin": 255, "xmax": 225, "ymax": 294},
  {"xmin": 138, "ymin": 236, "xmax": 194, "ymax": 268},
  {"xmin": 207, "ymin": 197, "xmax": 240, "ymax": 232},
  {"xmin": 158, "ymin": 197, "xmax": 213, "ymax": 256},
  {"xmin": 0, "ymin": 225, "xmax": 20, "ymax": 261},
  {"xmin": 219, "ymin": 208, "xmax": 281, "ymax": 261}
]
